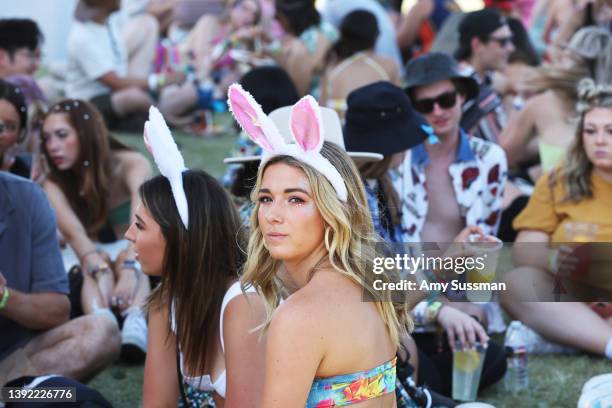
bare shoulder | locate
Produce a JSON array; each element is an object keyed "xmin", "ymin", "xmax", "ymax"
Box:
[
  {"xmin": 224, "ymin": 291, "xmax": 266, "ymax": 327},
  {"xmin": 375, "ymin": 55, "xmax": 399, "ymax": 72},
  {"xmin": 540, "ymin": 90, "xmax": 562, "ymax": 103},
  {"xmin": 41, "ymin": 178, "xmax": 70, "ymax": 205},
  {"xmin": 113, "ymin": 149, "xmax": 150, "ymax": 170},
  {"xmin": 269, "ymin": 286, "xmax": 331, "ymax": 339},
  {"xmin": 525, "ymin": 91, "xmax": 569, "ymax": 123},
  {"xmin": 290, "ymin": 271, "xmax": 361, "ymax": 323},
  {"xmin": 113, "ymin": 150, "xmax": 152, "ymax": 189}
]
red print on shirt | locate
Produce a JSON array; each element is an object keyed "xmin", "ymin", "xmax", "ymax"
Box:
[{"xmin": 461, "ymin": 167, "xmax": 480, "ymax": 190}]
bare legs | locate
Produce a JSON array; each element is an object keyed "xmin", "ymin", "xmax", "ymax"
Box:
[
  {"xmin": 112, "ymin": 12, "xmax": 196, "ymax": 123},
  {"xmin": 111, "ymin": 88, "xmax": 154, "ymax": 118},
  {"xmin": 0, "ymin": 315, "xmax": 120, "ymax": 386},
  {"xmin": 122, "ymin": 14, "xmax": 159, "ymax": 78},
  {"xmin": 501, "ymin": 266, "xmax": 612, "ymax": 355},
  {"xmin": 80, "ymin": 250, "xmax": 150, "ymax": 316}
]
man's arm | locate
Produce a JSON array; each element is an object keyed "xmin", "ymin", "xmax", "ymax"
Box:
[
  {"xmin": 97, "ymin": 71, "xmax": 185, "ymax": 92},
  {"xmin": 0, "ymin": 281, "xmax": 70, "ymax": 330}
]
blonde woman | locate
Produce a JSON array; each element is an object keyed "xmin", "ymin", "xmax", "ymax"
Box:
[
  {"xmin": 228, "ymin": 84, "xmax": 415, "ymax": 407},
  {"xmin": 500, "ymin": 26, "xmax": 612, "ymax": 176},
  {"xmin": 501, "ymin": 78, "xmax": 612, "ymax": 358}
]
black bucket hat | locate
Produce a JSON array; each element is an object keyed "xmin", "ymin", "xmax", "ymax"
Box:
[
  {"xmin": 403, "ymin": 52, "xmax": 479, "ymax": 102},
  {"xmin": 344, "ymin": 81, "xmax": 428, "ymax": 157}
]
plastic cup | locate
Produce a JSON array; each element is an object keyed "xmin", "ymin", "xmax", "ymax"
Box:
[
  {"xmin": 452, "ymin": 343, "xmax": 486, "ymax": 402},
  {"xmin": 466, "ymin": 235, "xmax": 503, "ymax": 302},
  {"xmin": 565, "ymin": 222, "xmax": 598, "ymax": 243}
]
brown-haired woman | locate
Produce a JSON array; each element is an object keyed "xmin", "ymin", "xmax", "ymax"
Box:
[
  {"xmin": 126, "ymin": 170, "xmax": 265, "ymax": 407},
  {"xmin": 40, "ymin": 99, "xmax": 151, "ymax": 361}
]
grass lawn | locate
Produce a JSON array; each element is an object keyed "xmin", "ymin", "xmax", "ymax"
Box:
[{"xmin": 89, "ymin": 126, "xmax": 612, "ymax": 407}]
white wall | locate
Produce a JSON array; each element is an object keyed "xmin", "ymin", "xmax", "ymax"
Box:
[{"xmin": 0, "ymin": 0, "xmax": 79, "ymax": 63}]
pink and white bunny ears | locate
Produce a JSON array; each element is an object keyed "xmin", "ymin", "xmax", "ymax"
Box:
[
  {"xmin": 144, "ymin": 107, "xmax": 189, "ymax": 229},
  {"xmin": 227, "ymin": 84, "xmax": 348, "ymax": 202}
]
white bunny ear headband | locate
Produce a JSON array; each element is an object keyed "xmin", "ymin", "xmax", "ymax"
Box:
[
  {"xmin": 227, "ymin": 83, "xmax": 348, "ymax": 202},
  {"xmin": 143, "ymin": 106, "xmax": 189, "ymax": 229}
]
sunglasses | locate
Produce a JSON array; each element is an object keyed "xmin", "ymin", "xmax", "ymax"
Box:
[
  {"xmin": 413, "ymin": 91, "xmax": 458, "ymax": 114},
  {"xmin": 488, "ymin": 35, "xmax": 513, "ymax": 47}
]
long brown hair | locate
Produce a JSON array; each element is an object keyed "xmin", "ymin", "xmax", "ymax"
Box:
[
  {"xmin": 142, "ymin": 170, "xmax": 246, "ymax": 377},
  {"xmin": 41, "ymin": 99, "xmax": 130, "ymax": 235}
]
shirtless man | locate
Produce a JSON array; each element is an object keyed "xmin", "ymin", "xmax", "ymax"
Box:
[{"xmin": 396, "ymin": 52, "xmax": 508, "ymax": 327}]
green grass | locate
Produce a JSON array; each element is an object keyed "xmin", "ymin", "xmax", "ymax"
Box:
[
  {"xmin": 480, "ymin": 355, "xmax": 612, "ymax": 407},
  {"xmin": 89, "ymin": 126, "xmax": 612, "ymax": 407},
  {"xmin": 115, "ymin": 114, "xmax": 237, "ymax": 178}
]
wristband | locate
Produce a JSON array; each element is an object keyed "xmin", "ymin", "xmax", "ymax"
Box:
[
  {"xmin": 0, "ymin": 287, "xmax": 9, "ymax": 310},
  {"xmin": 426, "ymin": 300, "xmax": 444, "ymax": 323}
]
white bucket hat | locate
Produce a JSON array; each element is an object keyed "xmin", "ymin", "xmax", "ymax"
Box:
[{"xmin": 223, "ymin": 106, "xmax": 383, "ymax": 165}]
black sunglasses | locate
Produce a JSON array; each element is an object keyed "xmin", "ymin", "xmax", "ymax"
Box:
[
  {"xmin": 413, "ymin": 91, "xmax": 457, "ymax": 114},
  {"xmin": 488, "ymin": 35, "xmax": 513, "ymax": 47}
]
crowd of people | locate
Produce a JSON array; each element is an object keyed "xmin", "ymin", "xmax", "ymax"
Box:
[{"xmin": 0, "ymin": 0, "xmax": 611, "ymax": 406}]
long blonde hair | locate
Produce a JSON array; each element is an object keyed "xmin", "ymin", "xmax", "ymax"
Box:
[
  {"xmin": 241, "ymin": 141, "xmax": 411, "ymax": 346},
  {"xmin": 551, "ymin": 78, "xmax": 612, "ymax": 202}
]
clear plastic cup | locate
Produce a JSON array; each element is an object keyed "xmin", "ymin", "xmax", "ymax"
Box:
[
  {"xmin": 564, "ymin": 221, "xmax": 598, "ymax": 243},
  {"xmin": 465, "ymin": 234, "xmax": 503, "ymax": 302},
  {"xmin": 452, "ymin": 342, "xmax": 487, "ymax": 402}
]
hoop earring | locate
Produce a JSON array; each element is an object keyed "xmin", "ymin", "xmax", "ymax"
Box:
[{"xmin": 324, "ymin": 226, "xmax": 332, "ymax": 252}]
